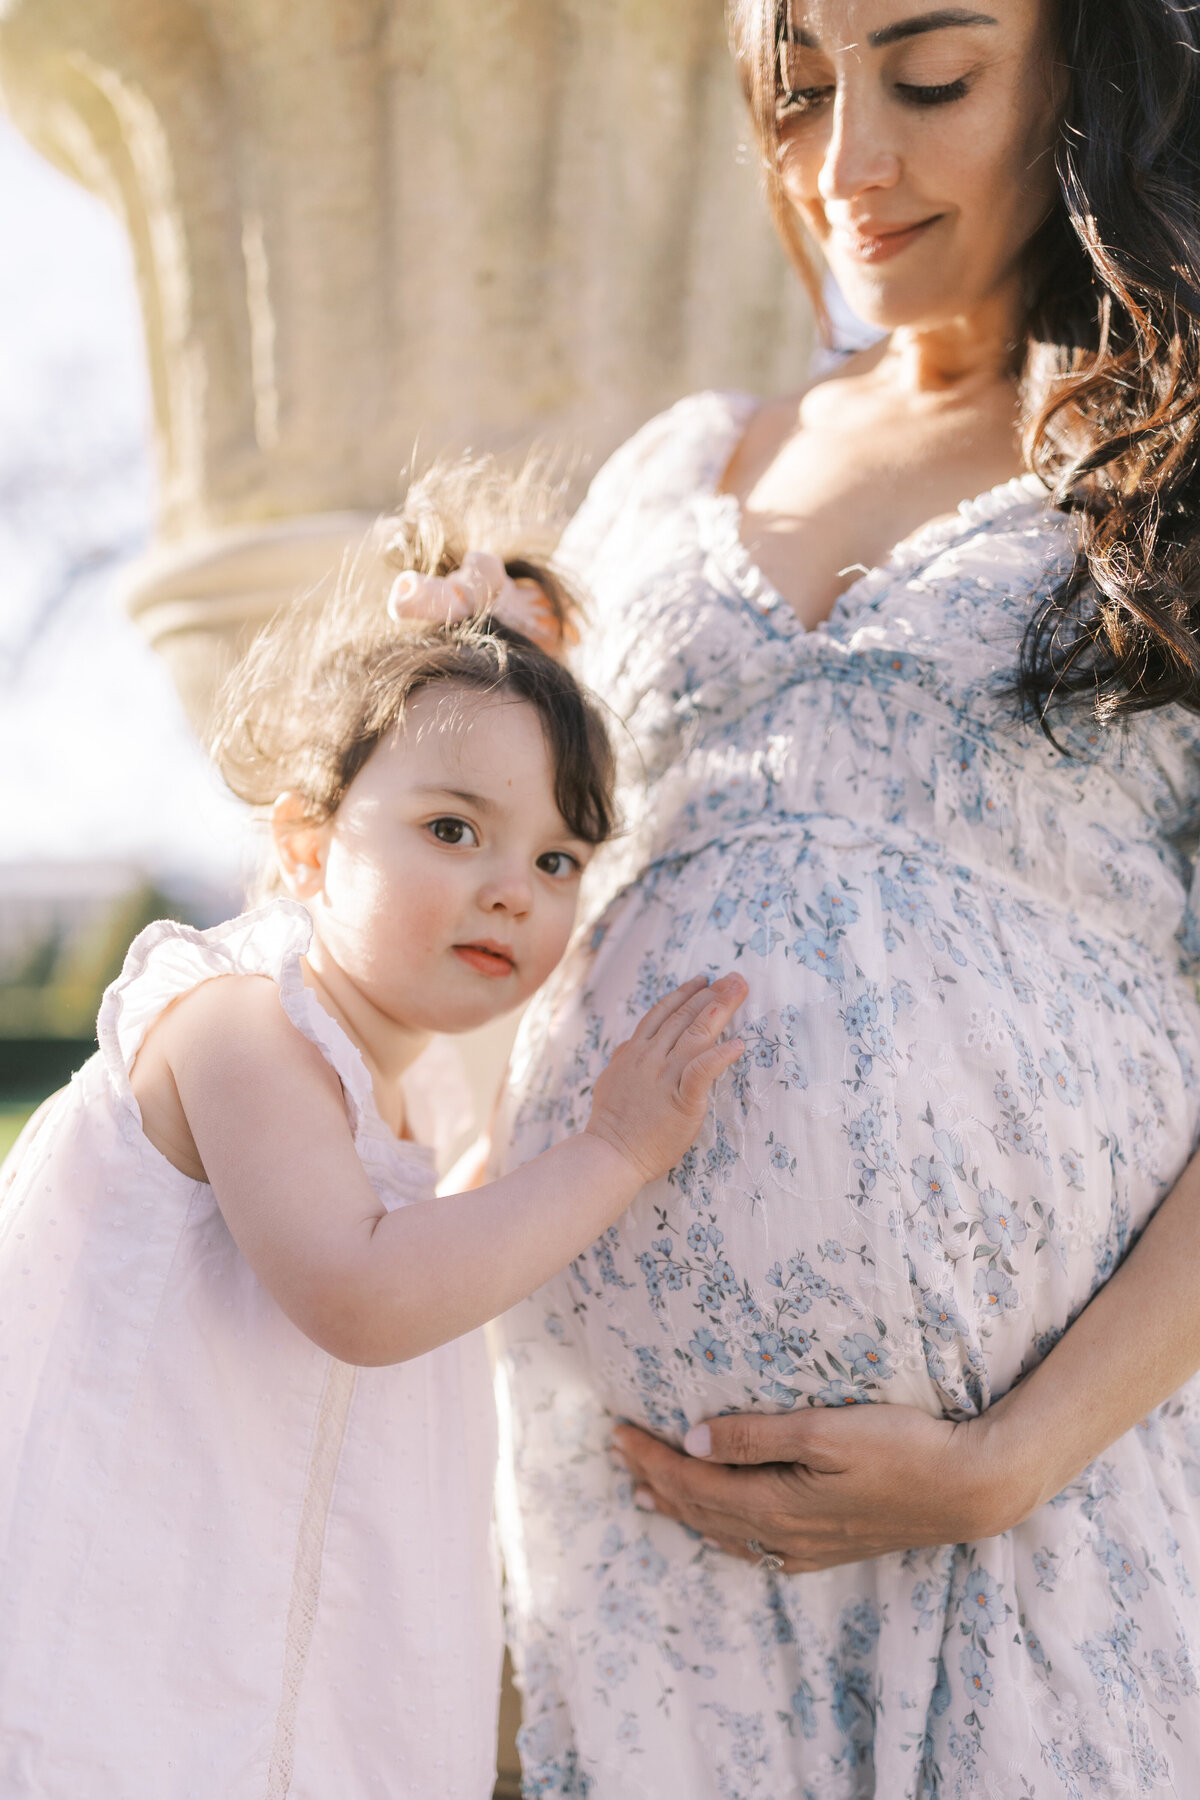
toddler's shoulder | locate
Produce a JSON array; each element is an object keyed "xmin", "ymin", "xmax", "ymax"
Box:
[
  {"xmin": 139, "ymin": 968, "xmax": 335, "ymax": 1084},
  {"xmin": 100, "ymin": 901, "xmax": 314, "ymax": 1089},
  {"xmin": 100, "ymin": 900, "xmax": 372, "ymax": 1141}
]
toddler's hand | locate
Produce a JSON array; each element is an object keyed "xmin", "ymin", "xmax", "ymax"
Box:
[{"xmin": 585, "ymin": 974, "xmax": 747, "ymax": 1186}]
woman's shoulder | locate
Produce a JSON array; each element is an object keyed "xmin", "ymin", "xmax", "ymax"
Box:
[
  {"xmin": 611, "ymin": 388, "xmax": 760, "ymax": 481},
  {"xmin": 557, "ymin": 390, "xmax": 760, "ymax": 576}
]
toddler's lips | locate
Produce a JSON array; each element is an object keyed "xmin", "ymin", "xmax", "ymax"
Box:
[{"xmin": 454, "ymin": 942, "xmax": 516, "ymax": 978}]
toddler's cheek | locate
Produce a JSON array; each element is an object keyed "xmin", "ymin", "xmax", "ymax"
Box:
[
  {"xmin": 328, "ymin": 868, "xmax": 451, "ymax": 986},
  {"xmin": 521, "ymin": 916, "xmax": 577, "ymax": 997},
  {"xmin": 392, "ymin": 898, "xmax": 455, "ymax": 969}
]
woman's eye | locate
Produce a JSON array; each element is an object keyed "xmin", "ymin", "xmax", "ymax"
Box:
[
  {"xmin": 778, "ymin": 85, "xmax": 833, "ymax": 119},
  {"xmin": 536, "ymin": 850, "xmax": 580, "ymax": 881},
  {"xmin": 895, "ymin": 78, "xmax": 969, "ymax": 107},
  {"xmin": 428, "ymin": 817, "xmax": 478, "ymax": 847}
]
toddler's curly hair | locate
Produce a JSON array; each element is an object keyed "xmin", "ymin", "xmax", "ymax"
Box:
[{"xmin": 210, "ymin": 455, "xmax": 616, "ymax": 892}]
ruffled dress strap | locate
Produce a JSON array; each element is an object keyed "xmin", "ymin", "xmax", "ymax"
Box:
[
  {"xmin": 98, "ymin": 898, "xmax": 376, "ymax": 1145},
  {"xmin": 557, "ymin": 390, "xmax": 758, "ymax": 583}
]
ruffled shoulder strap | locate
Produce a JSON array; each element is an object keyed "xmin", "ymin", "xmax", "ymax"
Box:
[
  {"xmin": 557, "ymin": 390, "xmax": 758, "ymax": 584},
  {"xmin": 98, "ymin": 898, "xmax": 376, "ymax": 1138}
]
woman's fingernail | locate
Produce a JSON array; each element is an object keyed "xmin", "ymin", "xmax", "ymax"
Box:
[
  {"xmin": 684, "ymin": 1423, "xmax": 712, "ymax": 1458},
  {"xmin": 633, "ymin": 1486, "xmax": 657, "ymax": 1512},
  {"xmin": 702, "ymin": 1536, "xmax": 722, "ymax": 1550},
  {"xmin": 611, "ymin": 1448, "xmax": 629, "ymax": 1471}
]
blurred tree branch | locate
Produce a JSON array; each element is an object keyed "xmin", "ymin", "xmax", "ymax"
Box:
[{"xmin": 0, "ymin": 352, "xmax": 150, "ymax": 680}]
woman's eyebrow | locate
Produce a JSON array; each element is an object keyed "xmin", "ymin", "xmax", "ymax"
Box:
[
  {"xmin": 869, "ymin": 9, "xmax": 999, "ymax": 47},
  {"xmin": 789, "ymin": 9, "xmax": 998, "ymax": 49}
]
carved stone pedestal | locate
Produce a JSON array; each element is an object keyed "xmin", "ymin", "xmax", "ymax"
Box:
[
  {"xmin": 1, "ymin": 7, "xmax": 811, "ymax": 1786},
  {"xmin": 0, "ymin": 0, "xmax": 812, "ymax": 730}
]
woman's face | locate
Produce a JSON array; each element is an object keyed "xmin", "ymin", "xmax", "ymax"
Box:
[{"xmin": 775, "ymin": 0, "xmax": 1063, "ymax": 333}]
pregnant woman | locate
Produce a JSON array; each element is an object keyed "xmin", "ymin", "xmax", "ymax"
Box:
[{"xmin": 495, "ymin": 0, "xmax": 1200, "ymax": 1793}]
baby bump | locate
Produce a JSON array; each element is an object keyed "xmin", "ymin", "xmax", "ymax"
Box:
[{"xmin": 506, "ymin": 823, "xmax": 1200, "ymax": 1435}]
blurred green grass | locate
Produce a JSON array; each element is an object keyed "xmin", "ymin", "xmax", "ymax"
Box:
[
  {"xmin": 0, "ymin": 1106, "xmax": 32, "ymax": 1164},
  {"xmin": 0, "ymin": 879, "xmax": 202, "ymax": 1173}
]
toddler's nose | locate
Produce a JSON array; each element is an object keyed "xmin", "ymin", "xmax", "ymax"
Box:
[{"xmin": 479, "ymin": 870, "xmax": 533, "ymax": 916}]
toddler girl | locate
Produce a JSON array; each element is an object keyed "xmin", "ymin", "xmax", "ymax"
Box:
[{"xmin": 0, "ymin": 461, "xmax": 746, "ymax": 1800}]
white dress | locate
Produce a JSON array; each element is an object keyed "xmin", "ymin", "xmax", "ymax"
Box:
[
  {"xmin": 494, "ymin": 393, "xmax": 1200, "ymax": 1797},
  {"xmin": 0, "ymin": 899, "xmax": 501, "ymax": 1800}
]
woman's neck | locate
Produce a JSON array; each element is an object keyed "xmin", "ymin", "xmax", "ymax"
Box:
[{"xmin": 881, "ymin": 282, "xmax": 1023, "ymax": 397}]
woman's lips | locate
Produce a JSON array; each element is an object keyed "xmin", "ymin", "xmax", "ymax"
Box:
[
  {"xmin": 454, "ymin": 942, "xmax": 516, "ymax": 978},
  {"xmin": 831, "ymin": 214, "xmax": 942, "ymax": 264}
]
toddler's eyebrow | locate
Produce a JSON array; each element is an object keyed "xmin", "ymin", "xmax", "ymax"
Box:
[{"xmin": 414, "ymin": 783, "xmax": 496, "ymax": 812}]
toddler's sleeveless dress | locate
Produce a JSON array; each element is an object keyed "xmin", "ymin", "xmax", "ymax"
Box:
[
  {"xmin": 0, "ymin": 899, "xmax": 500, "ymax": 1800},
  {"xmin": 494, "ymin": 393, "xmax": 1200, "ymax": 1797}
]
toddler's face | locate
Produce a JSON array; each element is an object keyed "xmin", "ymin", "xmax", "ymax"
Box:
[{"xmin": 291, "ymin": 687, "xmax": 593, "ymax": 1034}]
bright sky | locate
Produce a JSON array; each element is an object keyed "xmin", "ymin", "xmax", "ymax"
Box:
[{"xmin": 0, "ymin": 117, "xmax": 246, "ymax": 897}]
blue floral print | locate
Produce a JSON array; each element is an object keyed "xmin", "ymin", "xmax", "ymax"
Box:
[{"xmin": 495, "ymin": 393, "xmax": 1200, "ymax": 1797}]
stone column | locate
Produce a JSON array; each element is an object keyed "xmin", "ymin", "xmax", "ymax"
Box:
[
  {"xmin": 1, "ymin": 9, "xmax": 813, "ymax": 1791},
  {"xmin": 0, "ymin": 0, "xmax": 811, "ymax": 730}
]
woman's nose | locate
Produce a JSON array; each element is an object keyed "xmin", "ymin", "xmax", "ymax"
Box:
[{"xmin": 817, "ymin": 87, "xmax": 901, "ymax": 206}]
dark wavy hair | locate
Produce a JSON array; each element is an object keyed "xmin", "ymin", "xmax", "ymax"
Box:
[{"xmin": 727, "ymin": 0, "xmax": 1200, "ymax": 730}]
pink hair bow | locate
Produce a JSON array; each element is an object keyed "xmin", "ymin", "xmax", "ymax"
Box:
[{"xmin": 386, "ymin": 549, "xmax": 561, "ymax": 654}]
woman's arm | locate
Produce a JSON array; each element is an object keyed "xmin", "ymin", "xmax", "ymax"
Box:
[{"xmin": 614, "ymin": 1148, "xmax": 1200, "ymax": 1569}]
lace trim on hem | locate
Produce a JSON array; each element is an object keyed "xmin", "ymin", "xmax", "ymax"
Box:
[{"xmin": 266, "ymin": 1356, "xmax": 358, "ymax": 1799}]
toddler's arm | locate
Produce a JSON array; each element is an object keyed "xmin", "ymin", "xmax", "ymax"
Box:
[
  {"xmin": 438, "ymin": 1133, "xmax": 492, "ymax": 1195},
  {"xmin": 160, "ymin": 971, "xmax": 746, "ymax": 1365}
]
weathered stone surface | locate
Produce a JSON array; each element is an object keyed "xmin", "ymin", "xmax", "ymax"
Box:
[
  {"xmin": 0, "ymin": 2, "xmax": 811, "ymax": 727},
  {"xmin": 1, "ymin": 11, "xmax": 810, "ymax": 1781},
  {"xmin": 0, "ymin": 0, "xmax": 811, "ymax": 508}
]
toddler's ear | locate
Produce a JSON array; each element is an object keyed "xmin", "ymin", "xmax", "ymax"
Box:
[{"xmin": 271, "ymin": 792, "xmax": 329, "ymax": 898}]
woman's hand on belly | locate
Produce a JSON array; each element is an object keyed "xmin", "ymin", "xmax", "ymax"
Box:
[
  {"xmin": 612, "ymin": 1403, "xmax": 1021, "ymax": 1572},
  {"xmin": 615, "ymin": 1144, "xmax": 1200, "ymax": 1569},
  {"xmin": 616, "ymin": 1133, "xmax": 1200, "ymax": 1569}
]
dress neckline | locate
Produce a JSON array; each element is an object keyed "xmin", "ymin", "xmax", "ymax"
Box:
[{"xmin": 697, "ymin": 391, "xmax": 1053, "ymax": 635}]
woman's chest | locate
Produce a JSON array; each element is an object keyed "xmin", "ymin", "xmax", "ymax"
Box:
[
  {"xmin": 578, "ymin": 478, "xmax": 1053, "ymax": 762},
  {"xmin": 727, "ymin": 395, "xmax": 1027, "ymax": 633},
  {"xmin": 726, "ymin": 381, "xmax": 1029, "ymax": 633}
]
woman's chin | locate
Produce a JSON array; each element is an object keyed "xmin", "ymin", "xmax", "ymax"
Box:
[
  {"xmin": 822, "ymin": 255, "xmax": 973, "ymax": 340},
  {"xmin": 831, "ymin": 279, "xmax": 956, "ymax": 338}
]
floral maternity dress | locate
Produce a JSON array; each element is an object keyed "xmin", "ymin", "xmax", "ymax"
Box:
[{"xmin": 495, "ymin": 392, "xmax": 1200, "ymax": 1798}]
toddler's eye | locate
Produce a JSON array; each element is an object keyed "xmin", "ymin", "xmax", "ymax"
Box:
[
  {"xmin": 536, "ymin": 850, "xmax": 581, "ymax": 880},
  {"xmin": 428, "ymin": 817, "xmax": 478, "ymax": 847}
]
